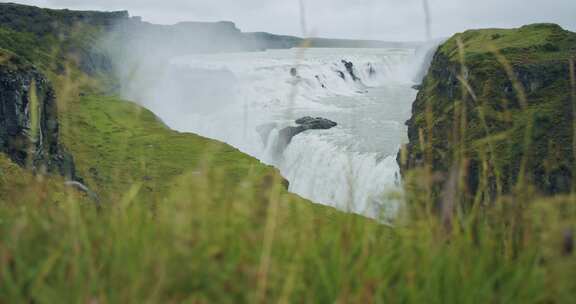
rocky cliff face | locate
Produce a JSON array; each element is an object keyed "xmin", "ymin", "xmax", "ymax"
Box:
[
  {"xmin": 400, "ymin": 24, "xmax": 576, "ymax": 205},
  {"xmin": 0, "ymin": 61, "xmax": 76, "ymax": 179}
]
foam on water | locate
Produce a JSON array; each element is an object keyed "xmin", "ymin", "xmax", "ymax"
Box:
[{"xmin": 129, "ymin": 47, "xmax": 436, "ymax": 221}]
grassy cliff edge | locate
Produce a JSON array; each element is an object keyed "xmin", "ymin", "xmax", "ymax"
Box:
[{"xmin": 401, "ymin": 23, "xmax": 576, "ymax": 207}]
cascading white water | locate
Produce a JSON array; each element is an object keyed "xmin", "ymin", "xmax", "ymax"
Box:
[{"xmin": 130, "ymin": 47, "xmax": 436, "ymax": 221}]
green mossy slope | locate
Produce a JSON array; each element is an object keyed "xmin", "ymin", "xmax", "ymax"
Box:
[
  {"xmin": 401, "ymin": 23, "xmax": 576, "ymax": 206},
  {"xmin": 59, "ymin": 94, "xmax": 275, "ymax": 205}
]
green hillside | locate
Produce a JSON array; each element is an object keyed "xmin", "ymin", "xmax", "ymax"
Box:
[{"xmin": 402, "ymin": 23, "xmax": 576, "ymax": 205}]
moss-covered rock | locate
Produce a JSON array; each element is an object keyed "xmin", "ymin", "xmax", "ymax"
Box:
[
  {"xmin": 0, "ymin": 53, "xmax": 76, "ymax": 179},
  {"xmin": 400, "ymin": 23, "xmax": 576, "ymax": 206}
]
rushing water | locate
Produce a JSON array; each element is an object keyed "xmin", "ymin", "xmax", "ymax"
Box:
[{"xmin": 135, "ymin": 47, "xmax": 433, "ymax": 220}]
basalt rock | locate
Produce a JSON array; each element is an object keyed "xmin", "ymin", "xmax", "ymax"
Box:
[
  {"xmin": 295, "ymin": 116, "xmax": 338, "ymax": 129},
  {"xmin": 278, "ymin": 117, "xmax": 337, "ymax": 151},
  {"xmin": 0, "ymin": 64, "xmax": 77, "ymax": 180},
  {"xmin": 341, "ymin": 60, "xmax": 360, "ymax": 81},
  {"xmin": 367, "ymin": 63, "xmax": 376, "ymax": 76}
]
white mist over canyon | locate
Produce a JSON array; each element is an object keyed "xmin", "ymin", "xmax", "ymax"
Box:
[{"xmin": 111, "ymin": 41, "xmax": 439, "ymax": 220}]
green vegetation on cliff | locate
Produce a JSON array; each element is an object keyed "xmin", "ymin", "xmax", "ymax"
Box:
[
  {"xmin": 402, "ymin": 23, "xmax": 576, "ymax": 205},
  {"xmin": 439, "ymin": 24, "xmax": 576, "ymax": 63},
  {"xmin": 0, "ymin": 3, "xmax": 119, "ymax": 74},
  {"xmin": 59, "ymin": 94, "xmax": 274, "ymax": 205}
]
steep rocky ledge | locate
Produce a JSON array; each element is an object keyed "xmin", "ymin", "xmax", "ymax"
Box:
[
  {"xmin": 400, "ymin": 23, "xmax": 576, "ymax": 204},
  {"xmin": 0, "ymin": 57, "xmax": 76, "ymax": 179}
]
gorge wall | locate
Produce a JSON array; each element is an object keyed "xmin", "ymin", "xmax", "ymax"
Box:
[
  {"xmin": 0, "ymin": 56, "xmax": 76, "ymax": 179},
  {"xmin": 400, "ymin": 23, "xmax": 576, "ymax": 205}
]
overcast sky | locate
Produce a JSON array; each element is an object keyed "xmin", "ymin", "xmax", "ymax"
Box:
[{"xmin": 10, "ymin": 0, "xmax": 576, "ymax": 41}]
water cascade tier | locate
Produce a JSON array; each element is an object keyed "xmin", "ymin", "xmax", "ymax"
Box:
[{"xmin": 126, "ymin": 46, "xmax": 436, "ymax": 220}]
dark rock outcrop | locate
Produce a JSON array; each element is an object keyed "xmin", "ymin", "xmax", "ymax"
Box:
[
  {"xmin": 294, "ymin": 116, "xmax": 338, "ymax": 128},
  {"xmin": 0, "ymin": 64, "xmax": 77, "ymax": 179},
  {"xmin": 399, "ymin": 23, "xmax": 576, "ymax": 206},
  {"xmin": 367, "ymin": 63, "xmax": 376, "ymax": 76},
  {"xmin": 341, "ymin": 60, "xmax": 360, "ymax": 81},
  {"xmin": 278, "ymin": 117, "xmax": 337, "ymax": 151},
  {"xmin": 315, "ymin": 75, "xmax": 326, "ymax": 88}
]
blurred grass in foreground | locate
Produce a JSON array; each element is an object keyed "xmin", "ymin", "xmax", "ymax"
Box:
[{"xmin": 1, "ymin": 152, "xmax": 575, "ymax": 303}]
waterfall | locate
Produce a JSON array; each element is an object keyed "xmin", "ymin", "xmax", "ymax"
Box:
[{"xmin": 127, "ymin": 46, "xmax": 438, "ymax": 221}]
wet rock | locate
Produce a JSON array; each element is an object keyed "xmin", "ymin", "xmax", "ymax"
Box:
[
  {"xmin": 0, "ymin": 64, "xmax": 78, "ymax": 180},
  {"xmin": 295, "ymin": 116, "xmax": 338, "ymax": 129},
  {"xmin": 368, "ymin": 63, "xmax": 376, "ymax": 76},
  {"xmin": 290, "ymin": 67, "xmax": 298, "ymax": 77},
  {"xmin": 278, "ymin": 117, "xmax": 337, "ymax": 151},
  {"xmin": 341, "ymin": 60, "xmax": 360, "ymax": 81},
  {"xmin": 315, "ymin": 75, "xmax": 326, "ymax": 88}
]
